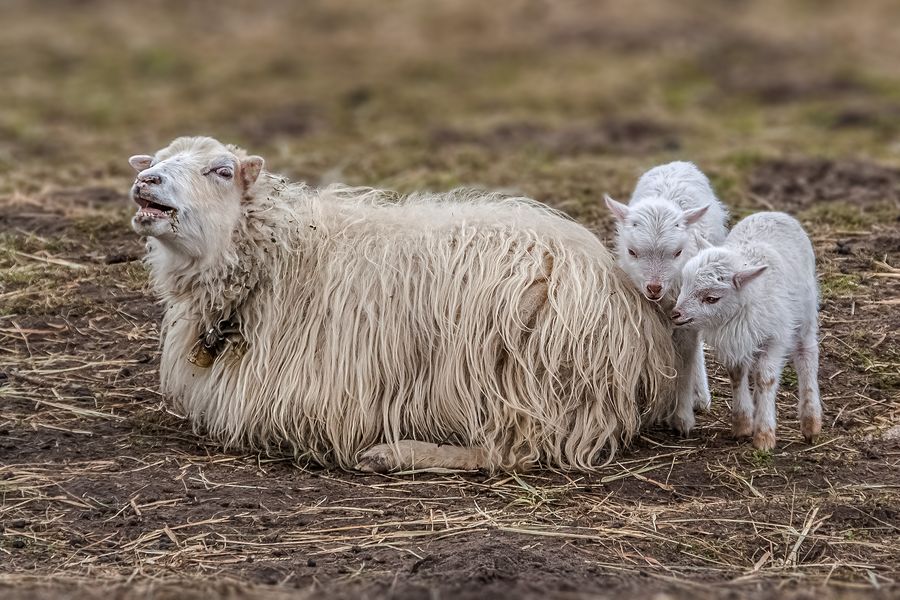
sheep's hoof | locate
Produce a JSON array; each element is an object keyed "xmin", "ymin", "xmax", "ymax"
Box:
[
  {"xmin": 355, "ymin": 445, "xmax": 397, "ymax": 473},
  {"xmin": 731, "ymin": 414, "xmax": 753, "ymax": 438},
  {"xmin": 752, "ymin": 429, "xmax": 776, "ymax": 451},
  {"xmin": 800, "ymin": 415, "xmax": 821, "ymax": 444},
  {"xmin": 692, "ymin": 390, "xmax": 712, "ymax": 412},
  {"xmin": 668, "ymin": 411, "xmax": 695, "ymax": 437}
]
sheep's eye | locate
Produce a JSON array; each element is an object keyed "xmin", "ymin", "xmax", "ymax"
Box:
[
  {"xmin": 703, "ymin": 296, "xmax": 720, "ymax": 304},
  {"xmin": 628, "ymin": 248, "xmax": 638, "ymax": 257},
  {"xmin": 673, "ymin": 249, "xmax": 683, "ymax": 258},
  {"xmin": 214, "ymin": 166, "xmax": 233, "ymax": 179}
]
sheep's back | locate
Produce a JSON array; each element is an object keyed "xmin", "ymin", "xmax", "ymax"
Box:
[{"xmin": 161, "ymin": 192, "xmax": 677, "ymax": 470}]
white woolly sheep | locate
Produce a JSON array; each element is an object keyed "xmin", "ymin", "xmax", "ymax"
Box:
[
  {"xmin": 672, "ymin": 211, "xmax": 822, "ymax": 451},
  {"xmin": 128, "ymin": 136, "xmax": 678, "ymax": 472},
  {"xmin": 605, "ymin": 162, "xmax": 729, "ymax": 435}
]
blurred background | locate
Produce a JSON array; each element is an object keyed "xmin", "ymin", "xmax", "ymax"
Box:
[
  {"xmin": 2, "ymin": 3, "xmax": 900, "ymax": 597},
  {"xmin": 2, "ymin": 0, "xmax": 900, "ymax": 232}
]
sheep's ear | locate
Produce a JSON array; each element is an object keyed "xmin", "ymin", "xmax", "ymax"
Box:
[
  {"xmin": 683, "ymin": 204, "xmax": 710, "ymax": 226},
  {"xmin": 240, "ymin": 156, "xmax": 264, "ymax": 190},
  {"xmin": 129, "ymin": 155, "xmax": 153, "ymax": 172},
  {"xmin": 732, "ymin": 265, "xmax": 767, "ymax": 289},
  {"xmin": 604, "ymin": 195, "xmax": 630, "ymax": 223}
]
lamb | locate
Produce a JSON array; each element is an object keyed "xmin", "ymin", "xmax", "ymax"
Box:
[
  {"xmin": 604, "ymin": 162, "xmax": 729, "ymax": 435},
  {"xmin": 671, "ymin": 212, "xmax": 822, "ymax": 451},
  {"xmin": 128, "ymin": 136, "xmax": 678, "ymax": 472}
]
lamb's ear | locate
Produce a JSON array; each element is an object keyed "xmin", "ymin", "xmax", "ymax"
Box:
[
  {"xmin": 694, "ymin": 233, "xmax": 713, "ymax": 250},
  {"xmin": 128, "ymin": 155, "xmax": 153, "ymax": 172},
  {"xmin": 240, "ymin": 155, "xmax": 264, "ymax": 190},
  {"xmin": 683, "ymin": 204, "xmax": 710, "ymax": 226},
  {"xmin": 732, "ymin": 265, "xmax": 768, "ymax": 289},
  {"xmin": 604, "ymin": 195, "xmax": 630, "ymax": 223}
]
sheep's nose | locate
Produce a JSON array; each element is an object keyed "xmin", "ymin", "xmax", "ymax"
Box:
[
  {"xmin": 670, "ymin": 309, "xmax": 682, "ymax": 321},
  {"xmin": 138, "ymin": 173, "xmax": 162, "ymax": 186},
  {"xmin": 646, "ymin": 283, "xmax": 662, "ymax": 297}
]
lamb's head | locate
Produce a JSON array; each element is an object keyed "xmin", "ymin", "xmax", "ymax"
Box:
[
  {"xmin": 671, "ymin": 247, "xmax": 767, "ymax": 330},
  {"xmin": 605, "ymin": 195, "xmax": 709, "ymax": 302},
  {"xmin": 128, "ymin": 136, "xmax": 264, "ymax": 258}
]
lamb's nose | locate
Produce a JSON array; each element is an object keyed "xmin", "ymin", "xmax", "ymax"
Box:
[
  {"xmin": 138, "ymin": 173, "xmax": 162, "ymax": 186},
  {"xmin": 646, "ymin": 283, "xmax": 662, "ymax": 297},
  {"xmin": 670, "ymin": 309, "xmax": 682, "ymax": 321}
]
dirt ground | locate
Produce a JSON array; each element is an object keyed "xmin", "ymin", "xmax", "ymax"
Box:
[{"xmin": 1, "ymin": 1, "xmax": 899, "ymax": 598}]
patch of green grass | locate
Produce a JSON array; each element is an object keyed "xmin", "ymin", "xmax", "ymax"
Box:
[
  {"xmin": 708, "ymin": 171, "xmax": 739, "ymax": 201},
  {"xmin": 799, "ymin": 201, "xmax": 897, "ymax": 230},
  {"xmin": 71, "ymin": 209, "xmax": 132, "ymax": 242},
  {"xmin": 872, "ymin": 369, "xmax": 900, "ymax": 391},
  {"xmin": 0, "ymin": 271, "xmax": 73, "ymax": 316},
  {"xmin": 0, "ymin": 266, "xmax": 44, "ymax": 287},
  {"xmin": 0, "ymin": 235, "xmax": 81, "ymax": 316},
  {"xmin": 123, "ymin": 261, "xmax": 150, "ymax": 290},
  {"xmin": 0, "ymin": 232, "xmax": 69, "ymax": 256},
  {"xmin": 132, "ymin": 47, "xmax": 195, "ymax": 80},
  {"xmin": 837, "ymin": 332, "xmax": 900, "ymax": 390},
  {"xmin": 726, "ymin": 149, "xmax": 769, "ymax": 173},
  {"xmin": 660, "ymin": 62, "xmax": 713, "ymax": 112},
  {"xmin": 855, "ymin": 345, "xmax": 900, "ymax": 391},
  {"xmin": 780, "ymin": 366, "xmax": 798, "ymax": 389},
  {"xmin": 819, "ymin": 273, "xmax": 861, "ymax": 300},
  {"xmin": 748, "ymin": 448, "xmax": 774, "ymax": 467}
]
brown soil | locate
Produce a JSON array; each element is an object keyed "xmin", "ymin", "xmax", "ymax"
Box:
[
  {"xmin": 2, "ymin": 163, "xmax": 899, "ymax": 600},
  {"xmin": 749, "ymin": 159, "xmax": 900, "ymax": 212},
  {"xmin": 2, "ymin": 1, "xmax": 900, "ymax": 598},
  {"xmin": 429, "ymin": 118, "xmax": 681, "ymax": 156}
]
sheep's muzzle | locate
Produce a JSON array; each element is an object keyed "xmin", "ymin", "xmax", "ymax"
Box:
[{"xmin": 133, "ymin": 190, "xmax": 176, "ymax": 220}]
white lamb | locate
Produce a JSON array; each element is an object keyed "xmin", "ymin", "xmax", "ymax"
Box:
[
  {"xmin": 127, "ymin": 136, "xmax": 678, "ymax": 472},
  {"xmin": 671, "ymin": 212, "xmax": 822, "ymax": 450},
  {"xmin": 605, "ymin": 162, "xmax": 729, "ymax": 434}
]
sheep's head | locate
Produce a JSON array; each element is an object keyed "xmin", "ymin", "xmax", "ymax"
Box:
[
  {"xmin": 128, "ymin": 136, "xmax": 264, "ymax": 258},
  {"xmin": 605, "ymin": 195, "xmax": 709, "ymax": 302},
  {"xmin": 671, "ymin": 247, "xmax": 767, "ymax": 330}
]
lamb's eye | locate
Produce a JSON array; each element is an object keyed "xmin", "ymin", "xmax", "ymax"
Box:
[
  {"xmin": 673, "ymin": 249, "xmax": 683, "ymax": 258},
  {"xmin": 628, "ymin": 248, "xmax": 638, "ymax": 257},
  {"xmin": 703, "ymin": 296, "xmax": 720, "ymax": 304},
  {"xmin": 214, "ymin": 166, "xmax": 233, "ymax": 179}
]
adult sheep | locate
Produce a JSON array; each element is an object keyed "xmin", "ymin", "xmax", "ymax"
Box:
[{"xmin": 129, "ymin": 136, "xmax": 676, "ymax": 472}]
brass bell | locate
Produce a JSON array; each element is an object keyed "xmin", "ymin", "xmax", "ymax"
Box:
[{"xmin": 188, "ymin": 341, "xmax": 216, "ymax": 368}]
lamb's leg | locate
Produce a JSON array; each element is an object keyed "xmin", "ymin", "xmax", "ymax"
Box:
[
  {"xmin": 669, "ymin": 328, "xmax": 700, "ymax": 435},
  {"xmin": 750, "ymin": 346, "xmax": 788, "ymax": 451},
  {"xmin": 693, "ymin": 340, "xmax": 712, "ymax": 411},
  {"xmin": 356, "ymin": 441, "xmax": 487, "ymax": 473},
  {"xmin": 728, "ymin": 364, "xmax": 753, "ymax": 438},
  {"xmin": 793, "ymin": 329, "xmax": 822, "ymax": 443}
]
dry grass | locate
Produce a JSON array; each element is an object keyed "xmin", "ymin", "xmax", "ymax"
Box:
[
  {"xmin": 1, "ymin": 1, "xmax": 900, "ymax": 598},
  {"xmin": 1, "ymin": 198, "xmax": 897, "ymax": 597}
]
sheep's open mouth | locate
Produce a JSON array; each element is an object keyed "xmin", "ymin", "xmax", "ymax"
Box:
[
  {"xmin": 673, "ymin": 318, "xmax": 694, "ymax": 327},
  {"xmin": 134, "ymin": 197, "xmax": 176, "ymax": 219}
]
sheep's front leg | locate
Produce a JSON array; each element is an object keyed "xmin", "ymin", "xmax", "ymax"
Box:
[
  {"xmin": 356, "ymin": 440, "xmax": 487, "ymax": 473},
  {"xmin": 751, "ymin": 345, "xmax": 788, "ymax": 451},
  {"xmin": 728, "ymin": 364, "xmax": 753, "ymax": 438},
  {"xmin": 693, "ymin": 339, "xmax": 712, "ymax": 411},
  {"xmin": 669, "ymin": 328, "xmax": 700, "ymax": 435},
  {"xmin": 793, "ymin": 328, "xmax": 822, "ymax": 443}
]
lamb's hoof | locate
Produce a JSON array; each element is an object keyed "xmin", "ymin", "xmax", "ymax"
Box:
[
  {"xmin": 731, "ymin": 414, "xmax": 753, "ymax": 439},
  {"xmin": 355, "ymin": 445, "xmax": 396, "ymax": 473},
  {"xmin": 801, "ymin": 414, "xmax": 821, "ymax": 444},
  {"xmin": 752, "ymin": 429, "xmax": 776, "ymax": 451},
  {"xmin": 693, "ymin": 390, "xmax": 712, "ymax": 412},
  {"xmin": 668, "ymin": 411, "xmax": 695, "ymax": 437}
]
